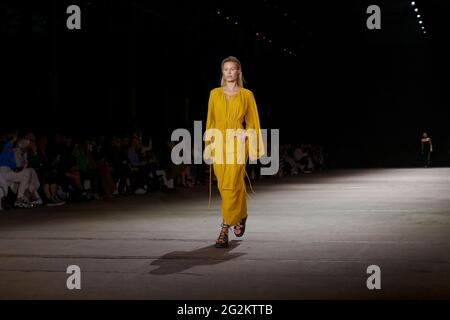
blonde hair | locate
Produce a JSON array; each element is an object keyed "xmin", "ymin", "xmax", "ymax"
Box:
[{"xmin": 220, "ymin": 56, "xmax": 245, "ymax": 88}]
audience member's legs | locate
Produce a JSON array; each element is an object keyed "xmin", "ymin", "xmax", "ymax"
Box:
[
  {"xmin": 66, "ymin": 169, "xmax": 83, "ymax": 190},
  {"xmin": 117, "ymin": 164, "xmax": 131, "ymax": 194},
  {"xmin": 0, "ymin": 173, "xmax": 8, "ymax": 208},
  {"xmin": 284, "ymin": 156, "xmax": 297, "ymax": 174},
  {"xmin": 0, "ymin": 167, "xmax": 31, "ymax": 205},
  {"xmin": 23, "ymin": 168, "xmax": 41, "ymax": 202},
  {"xmin": 98, "ymin": 161, "xmax": 115, "ymax": 197}
]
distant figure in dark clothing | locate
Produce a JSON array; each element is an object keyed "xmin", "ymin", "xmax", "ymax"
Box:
[{"xmin": 421, "ymin": 132, "xmax": 433, "ymax": 168}]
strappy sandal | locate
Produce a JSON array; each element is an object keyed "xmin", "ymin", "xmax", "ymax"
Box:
[
  {"xmin": 215, "ymin": 223, "xmax": 230, "ymax": 248},
  {"xmin": 233, "ymin": 216, "xmax": 247, "ymax": 237}
]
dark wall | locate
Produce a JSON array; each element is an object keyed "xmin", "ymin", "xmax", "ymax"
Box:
[{"xmin": 2, "ymin": 0, "xmax": 449, "ymax": 166}]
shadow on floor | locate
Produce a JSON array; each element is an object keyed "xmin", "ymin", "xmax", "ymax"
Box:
[{"xmin": 149, "ymin": 240, "xmax": 245, "ymax": 275}]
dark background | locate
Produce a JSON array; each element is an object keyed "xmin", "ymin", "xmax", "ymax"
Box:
[{"xmin": 2, "ymin": 0, "xmax": 449, "ymax": 167}]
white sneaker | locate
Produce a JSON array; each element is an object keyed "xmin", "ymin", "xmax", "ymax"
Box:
[
  {"xmin": 134, "ymin": 188, "xmax": 146, "ymax": 195},
  {"xmin": 31, "ymin": 197, "xmax": 43, "ymax": 206},
  {"xmin": 15, "ymin": 198, "xmax": 32, "ymax": 208}
]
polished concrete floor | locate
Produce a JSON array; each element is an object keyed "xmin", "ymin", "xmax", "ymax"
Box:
[{"xmin": 0, "ymin": 168, "xmax": 449, "ymax": 299}]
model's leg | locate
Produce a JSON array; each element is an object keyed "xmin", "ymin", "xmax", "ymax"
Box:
[{"xmin": 220, "ymin": 163, "xmax": 247, "ymax": 226}]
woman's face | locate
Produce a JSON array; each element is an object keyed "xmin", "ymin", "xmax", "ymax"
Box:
[{"xmin": 222, "ymin": 62, "xmax": 240, "ymax": 83}]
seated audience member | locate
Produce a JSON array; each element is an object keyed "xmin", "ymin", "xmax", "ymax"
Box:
[
  {"xmin": 27, "ymin": 135, "xmax": 65, "ymax": 206},
  {"xmin": 0, "ymin": 131, "xmax": 39, "ymax": 208},
  {"xmin": 72, "ymin": 138, "xmax": 102, "ymax": 199},
  {"xmin": 49, "ymin": 133, "xmax": 85, "ymax": 202}
]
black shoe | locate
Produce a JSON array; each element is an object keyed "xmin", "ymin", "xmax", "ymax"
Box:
[
  {"xmin": 215, "ymin": 223, "xmax": 230, "ymax": 248},
  {"xmin": 233, "ymin": 217, "xmax": 247, "ymax": 237},
  {"xmin": 46, "ymin": 197, "xmax": 66, "ymax": 207}
]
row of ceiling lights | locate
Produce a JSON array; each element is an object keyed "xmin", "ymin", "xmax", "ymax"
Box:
[
  {"xmin": 216, "ymin": 10, "xmax": 297, "ymax": 57},
  {"xmin": 411, "ymin": 2, "xmax": 427, "ymax": 35}
]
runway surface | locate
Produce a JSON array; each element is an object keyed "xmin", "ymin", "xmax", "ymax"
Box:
[{"xmin": 0, "ymin": 168, "xmax": 449, "ymax": 299}]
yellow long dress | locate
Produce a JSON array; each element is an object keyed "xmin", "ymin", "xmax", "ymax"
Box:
[{"xmin": 204, "ymin": 86, "xmax": 265, "ymax": 226}]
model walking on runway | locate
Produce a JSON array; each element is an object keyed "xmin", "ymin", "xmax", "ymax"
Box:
[{"xmin": 204, "ymin": 56, "xmax": 265, "ymax": 248}]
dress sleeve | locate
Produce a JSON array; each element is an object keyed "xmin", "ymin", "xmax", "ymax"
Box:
[
  {"xmin": 245, "ymin": 91, "xmax": 265, "ymax": 161},
  {"xmin": 205, "ymin": 90, "xmax": 215, "ymax": 131},
  {"xmin": 204, "ymin": 90, "xmax": 215, "ymax": 161}
]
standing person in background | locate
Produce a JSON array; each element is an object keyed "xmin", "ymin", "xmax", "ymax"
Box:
[{"xmin": 421, "ymin": 132, "xmax": 433, "ymax": 168}]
